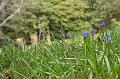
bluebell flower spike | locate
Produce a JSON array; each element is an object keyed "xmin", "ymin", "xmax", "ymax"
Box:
[
  {"xmin": 66, "ymin": 34, "xmax": 72, "ymax": 38},
  {"xmin": 91, "ymin": 28, "xmax": 96, "ymax": 35},
  {"xmin": 110, "ymin": 32, "xmax": 112, "ymax": 36},
  {"xmin": 102, "ymin": 36, "xmax": 107, "ymax": 41},
  {"xmin": 100, "ymin": 21, "xmax": 107, "ymax": 27},
  {"xmin": 83, "ymin": 31, "xmax": 89, "ymax": 39},
  {"xmin": 108, "ymin": 37, "xmax": 112, "ymax": 44}
]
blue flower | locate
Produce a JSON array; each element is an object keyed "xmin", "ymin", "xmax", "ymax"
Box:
[
  {"xmin": 83, "ymin": 31, "xmax": 89, "ymax": 39},
  {"xmin": 110, "ymin": 32, "xmax": 112, "ymax": 36},
  {"xmin": 91, "ymin": 28, "xmax": 96, "ymax": 35},
  {"xmin": 66, "ymin": 34, "xmax": 72, "ymax": 38},
  {"xmin": 102, "ymin": 36, "xmax": 107, "ymax": 41},
  {"xmin": 108, "ymin": 37, "xmax": 112, "ymax": 44},
  {"xmin": 100, "ymin": 21, "xmax": 107, "ymax": 27}
]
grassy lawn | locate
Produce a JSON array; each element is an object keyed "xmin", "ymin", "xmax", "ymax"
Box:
[{"xmin": 0, "ymin": 30, "xmax": 120, "ymax": 79}]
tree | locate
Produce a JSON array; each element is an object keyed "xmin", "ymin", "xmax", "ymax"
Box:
[
  {"xmin": 86, "ymin": 0, "xmax": 120, "ymax": 27},
  {"xmin": 0, "ymin": 0, "xmax": 24, "ymax": 39},
  {"xmin": 1, "ymin": 0, "xmax": 120, "ymax": 45},
  {"xmin": 28, "ymin": 0, "xmax": 90, "ymax": 40}
]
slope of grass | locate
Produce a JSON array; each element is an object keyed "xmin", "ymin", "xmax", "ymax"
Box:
[{"xmin": 0, "ymin": 30, "xmax": 120, "ymax": 79}]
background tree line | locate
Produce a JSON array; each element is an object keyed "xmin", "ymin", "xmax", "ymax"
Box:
[{"xmin": 0, "ymin": 0, "xmax": 120, "ymax": 46}]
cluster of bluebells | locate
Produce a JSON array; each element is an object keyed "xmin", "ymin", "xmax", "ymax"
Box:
[
  {"xmin": 82, "ymin": 31, "xmax": 112, "ymax": 44},
  {"xmin": 102, "ymin": 32, "xmax": 112, "ymax": 44},
  {"xmin": 66, "ymin": 31, "xmax": 112, "ymax": 44}
]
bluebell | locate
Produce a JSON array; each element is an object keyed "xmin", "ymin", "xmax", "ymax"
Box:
[
  {"xmin": 108, "ymin": 37, "xmax": 112, "ymax": 44},
  {"xmin": 66, "ymin": 34, "xmax": 72, "ymax": 38},
  {"xmin": 91, "ymin": 28, "xmax": 96, "ymax": 35},
  {"xmin": 100, "ymin": 21, "xmax": 107, "ymax": 27},
  {"xmin": 102, "ymin": 36, "xmax": 107, "ymax": 41},
  {"xmin": 110, "ymin": 32, "xmax": 112, "ymax": 36},
  {"xmin": 83, "ymin": 31, "xmax": 89, "ymax": 39}
]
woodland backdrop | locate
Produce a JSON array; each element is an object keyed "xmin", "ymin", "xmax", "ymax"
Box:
[{"xmin": 0, "ymin": 0, "xmax": 120, "ymax": 46}]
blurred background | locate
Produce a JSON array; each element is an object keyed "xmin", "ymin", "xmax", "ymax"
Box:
[{"xmin": 0, "ymin": 0, "xmax": 120, "ymax": 47}]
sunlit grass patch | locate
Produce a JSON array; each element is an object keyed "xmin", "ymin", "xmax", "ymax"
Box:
[{"xmin": 0, "ymin": 30, "xmax": 120, "ymax": 79}]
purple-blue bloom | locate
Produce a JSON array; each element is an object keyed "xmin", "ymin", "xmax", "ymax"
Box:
[
  {"xmin": 91, "ymin": 28, "xmax": 96, "ymax": 35},
  {"xmin": 83, "ymin": 31, "xmax": 89, "ymax": 39},
  {"xmin": 102, "ymin": 36, "xmax": 107, "ymax": 41},
  {"xmin": 100, "ymin": 21, "xmax": 107, "ymax": 27},
  {"xmin": 108, "ymin": 37, "xmax": 112, "ymax": 44},
  {"xmin": 66, "ymin": 34, "xmax": 72, "ymax": 38},
  {"xmin": 110, "ymin": 32, "xmax": 112, "ymax": 36}
]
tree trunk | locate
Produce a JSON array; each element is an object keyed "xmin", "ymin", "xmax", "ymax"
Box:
[
  {"xmin": 16, "ymin": 37, "xmax": 25, "ymax": 48},
  {"xmin": 46, "ymin": 31, "xmax": 51, "ymax": 45},
  {"xmin": 0, "ymin": 30, "xmax": 3, "ymax": 39},
  {"xmin": 30, "ymin": 33, "xmax": 38, "ymax": 45}
]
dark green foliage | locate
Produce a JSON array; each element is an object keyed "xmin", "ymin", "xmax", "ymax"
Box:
[{"xmin": 1, "ymin": 0, "xmax": 120, "ymax": 40}]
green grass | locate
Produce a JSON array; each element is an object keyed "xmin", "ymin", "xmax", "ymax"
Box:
[{"xmin": 0, "ymin": 30, "xmax": 120, "ymax": 79}]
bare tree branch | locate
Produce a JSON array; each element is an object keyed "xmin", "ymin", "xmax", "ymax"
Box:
[{"xmin": 0, "ymin": 0, "xmax": 24, "ymax": 27}]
